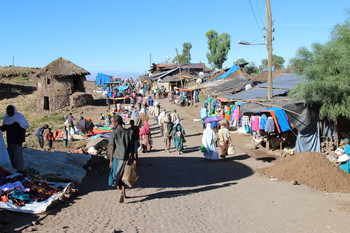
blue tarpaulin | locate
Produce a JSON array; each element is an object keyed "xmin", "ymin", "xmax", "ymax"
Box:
[
  {"xmin": 262, "ymin": 107, "xmax": 291, "ymax": 133},
  {"xmin": 117, "ymin": 85, "xmax": 129, "ymax": 91},
  {"xmin": 260, "ymin": 66, "xmax": 276, "ymax": 72},
  {"xmin": 215, "ymin": 65, "xmax": 240, "ymax": 80},
  {"xmin": 96, "ymin": 73, "xmax": 112, "ymax": 86}
]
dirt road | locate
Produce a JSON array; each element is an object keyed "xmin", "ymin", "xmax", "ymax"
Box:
[{"xmin": 7, "ymin": 98, "xmax": 350, "ymax": 233}]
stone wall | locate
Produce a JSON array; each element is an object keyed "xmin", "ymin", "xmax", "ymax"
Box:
[{"xmin": 69, "ymin": 92, "xmax": 93, "ymax": 108}]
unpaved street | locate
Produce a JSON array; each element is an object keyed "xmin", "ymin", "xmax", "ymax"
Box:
[{"xmin": 8, "ymin": 98, "xmax": 350, "ymax": 233}]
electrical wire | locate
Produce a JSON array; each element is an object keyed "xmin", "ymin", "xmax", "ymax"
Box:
[
  {"xmin": 254, "ymin": 0, "xmax": 265, "ymax": 27},
  {"xmin": 248, "ymin": 0, "xmax": 264, "ymax": 37}
]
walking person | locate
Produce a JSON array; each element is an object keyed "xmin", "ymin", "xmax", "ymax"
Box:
[
  {"xmin": 108, "ymin": 115, "xmax": 133, "ymax": 203},
  {"xmin": 0, "ymin": 105, "xmax": 30, "ymax": 170},
  {"xmin": 139, "ymin": 121, "xmax": 152, "ymax": 153},
  {"xmin": 160, "ymin": 113, "xmax": 173, "ymax": 153},
  {"xmin": 202, "ymin": 123, "xmax": 219, "ymax": 160},
  {"xmin": 218, "ymin": 123, "xmax": 232, "ymax": 158},
  {"xmin": 36, "ymin": 124, "xmax": 48, "ymax": 149},
  {"xmin": 129, "ymin": 120, "xmax": 140, "ymax": 165},
  {"xmin": 65, "ymin": 113, "xmax": 75, "ymax": 135},
  {"xmin": 62, "ymin": 126, "xmax": 68, "ymax": 148},
  {"xmin": 170, "ymin": 109, "xmax": 180, "ymax": 124},
  {"xmin": 172, "ymin": 119, "xmax": 186, "ymax": 154},
  {"xmin": 46, "ymin": 128, "xmax": 54, "ymax": 150}
]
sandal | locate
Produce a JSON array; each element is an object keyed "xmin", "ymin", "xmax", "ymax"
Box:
[{"xmin": 119, "ymin": 193, "xmax": 125, "ymax": 203}]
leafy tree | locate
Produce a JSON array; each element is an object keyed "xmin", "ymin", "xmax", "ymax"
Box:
[
  {"xmin": 290, "ymin": 13, "xmax": 350, "ymax": 144},
  {"xmin": 173, "ymin": 42, "xmax": 192, "ymax": 64},
  {"xmin": 206, "ymin": 30, "xmax": 231, "ymax": 69},
  {"xmin": 246, "ymin": 62, "xmax": 259, "ymax": 75},
  {"xmin": 261, "ymin": 54, "xmax": 285, "ymax": 69},
  {"xmin": 235, "ymin": 58, "xmax": 248, "ymax": 65}
]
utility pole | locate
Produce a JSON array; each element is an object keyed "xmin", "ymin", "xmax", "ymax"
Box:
[
  {"xmin": 266, "ymin": 0, "xmax": 273, "ymax": 100},
  {"xmin": 175, "ymin": 48, "xmax": 183, "ymax": 88},
  {"xmin": 149, "ymin": 53, "xmax": 152, "ymax": 70},
  {"xmin": 12, "ymin": 56, "xmax": 15, "ymax": 66}
]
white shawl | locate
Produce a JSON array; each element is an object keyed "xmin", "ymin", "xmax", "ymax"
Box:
[{"xmin": 2, "ymin": 105, "xmax": 30, "ymax": 129}]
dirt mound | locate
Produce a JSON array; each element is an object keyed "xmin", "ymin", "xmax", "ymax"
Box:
[{"xmin": 258, "ymin": 152, "xmax": 350, "ymax": 193}]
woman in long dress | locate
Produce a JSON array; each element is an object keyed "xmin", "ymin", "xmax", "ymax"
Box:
[
  {"xmin": 172, "ymin": 119, "xmax": 186, "ymax": 154},
  {"xmin": 202, "ymin": 123, "xmax": 219, "ymax": 160},
  {"xmin": 139, "ymin": 121, "xmax": 152, "ymax": 153}
]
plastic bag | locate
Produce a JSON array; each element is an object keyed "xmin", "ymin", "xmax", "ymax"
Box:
[{"xmin": 228, "ymin": 144, "xmax": 236, "ymax": 155}]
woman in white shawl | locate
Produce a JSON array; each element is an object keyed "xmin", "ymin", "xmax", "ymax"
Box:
[
  {"xmin": 0, "ymin": 105, "xmax": 29, "ymax": 170},
  {"xmin": 201, "ymin": 123, "xmax": 219, "ymax": 160}
]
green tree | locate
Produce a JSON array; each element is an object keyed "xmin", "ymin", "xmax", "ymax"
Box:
[
  {"xmin": 173, "ymin": 42, "xmax": 192, "ymax": 64},
  {"xmin": 260, "ymin": 54, "xmax": 285, "ymax": 69},
  {"xmin": 235, "ymin": 58, "xmax": 248, "ymax": 65},
  {"xmin": 290, "ymin": 13, "xmax": 350, "ymax": 144},
  {"xmin": 206, "ymin": 30, "xmax": 231, "ymax": 69},
  {"xmin": 246, "ymin": 62, "xmax": 259, "ymax": 75}
]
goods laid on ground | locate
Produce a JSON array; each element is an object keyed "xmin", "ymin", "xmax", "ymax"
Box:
[
  {"xmin": 0, "ymin": 168, "xmax": 70, "ymax": 214},
  {"xmin": 258, "ymin": 152, "xmax": 350, "ymax": 193}
]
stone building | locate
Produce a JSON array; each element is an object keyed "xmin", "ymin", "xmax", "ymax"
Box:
[{"xmin": 36, "ymin": 57, "xmax": 92, "ymax": 111}]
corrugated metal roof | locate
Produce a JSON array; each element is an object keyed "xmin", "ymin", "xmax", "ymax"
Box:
[
  {"xmin": 257, "ymin": 73, "xmax": 303, "ymax": 89},
  {"xmin": 225, "ymin": 88, "xmax": 289, "ymax": 100}
]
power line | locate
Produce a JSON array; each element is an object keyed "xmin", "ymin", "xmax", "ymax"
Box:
[
  {"xmin": 248, "ymin": 0, "xmax": 264, "ymax": 37},
  {"xmin": 254, "ymin": 0, "xmax": 265, "ymax": 27}
]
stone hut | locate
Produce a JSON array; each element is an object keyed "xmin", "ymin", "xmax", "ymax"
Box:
[{"xmin": 36, "ymin": 57, "xmax": 93, "ymax": 111}]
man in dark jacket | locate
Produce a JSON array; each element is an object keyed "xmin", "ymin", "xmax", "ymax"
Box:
[{"xmin": 108, "ymin": 115, "xmax": 132, "ymax": 203}]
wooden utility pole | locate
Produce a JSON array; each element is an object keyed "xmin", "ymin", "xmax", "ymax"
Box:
[
  {"xmin": 175, "ymin": 48, "xmax": 184, "ymax": 88},
  {"xmin": 266, "ymin": 0, "xmax": 273, "ymax": 100},
  {"xmin": 149, "ymin": 53, "xmax": 152, "ymax": 70}
]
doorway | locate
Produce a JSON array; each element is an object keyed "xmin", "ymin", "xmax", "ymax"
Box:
[{"xmin": 44, "ymin": 96, "xmax": 49, "ymax": 110}]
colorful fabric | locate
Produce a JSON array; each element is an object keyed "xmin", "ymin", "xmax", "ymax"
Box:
[
  {"xmin": 139, "ymin": 121, "xmax": 150, "ymax": 135},
  {"xmin": 172, "ymin": 124, "xmax": 185, "ymax": 150},
  {"xmin": 251, "ymin": 116, "xmax": 260, "ymax": 132},
  {"xmin": 265, "ymin": 117, "xmax": 275, "ymax": 132},
  {"xmin": 232, "ymin": 107, "xmax": 240, "ymax": 121},
  {"xmin": 259, "ymin": 114, "xmax": 268, "ymax": 130},
  {"xmin": 241, "ymin": 115, "xmax": 250, "ymax": 126}
]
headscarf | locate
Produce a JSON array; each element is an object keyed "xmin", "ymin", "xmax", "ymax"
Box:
[
  {"xmin": 202, "ymin": 123, "xmax": 215, "ymax": 147},
  {"xmin": 2, "ymin": 105, "xmax": 29, "ymax": 129},
  {"xmin": 139, "ymin": 121, "xmax": 150, "ymax": 135}
]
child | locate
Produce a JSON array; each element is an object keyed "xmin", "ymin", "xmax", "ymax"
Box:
[
  {"xmin": 46, "ymin": 128, "xmax": 54, "ymax": 149},
  {"xmin": 99, "ymin": 113, "xmax": 105, "ymax": 121},
  {"xmin": 62, "ymin": 126, "xmax": 68, "ymax": 148}
]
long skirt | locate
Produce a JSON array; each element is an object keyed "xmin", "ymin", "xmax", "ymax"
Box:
[
  {"xmin": 219, "ymin": 141, "xmax": 229, "ymax": 156},
  {"xmin": 108, "ymin": 158, "xmax": 128, "ymax": 187},
  {"xmin": 174, "ymin": 136, "xmax": 183, "ymax": 150},
  {"xmin": 141, "ymin": 134, "xmax": 151, "ymax": 152}
]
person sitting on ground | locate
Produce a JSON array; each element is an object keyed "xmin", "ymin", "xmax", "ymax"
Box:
[
  {"xmin": 36, "ymin": 124, "xmax": 49, "ymax": 149},
  {"xmin": 99, "ymin": 113, "xmax": 105, "ymax": 121},
  {"xmin": 218, "ymin": 123, "xmax": 232, "ymax": 158},
  {"xmin": 338, "ymin": 138, "xmax": 350, "ymax": 173},
  {"xmin": 1, "ymin": 105, "xmax": 30, "ymax": 170},
  {"xmin": 46, "ymin": 128, "xmax": 54, "ymax": 150}
]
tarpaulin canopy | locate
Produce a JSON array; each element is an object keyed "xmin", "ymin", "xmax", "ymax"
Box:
[
  {"xmin": 117, "ymin": 85, "xmax": 129, "ymax": 91},
  {"xmin": 215, "ymin": 65, "xmax": 239, "ymax": 80},
  {"xmin": 95, "ymin": 73, "xmax": 111, "ymax": 86},
  {"xmin": 261, "ymin": 107, "xmax": 291, "ymax": 133}
]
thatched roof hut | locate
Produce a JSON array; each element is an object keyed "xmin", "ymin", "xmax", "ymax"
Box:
[
  {"xmin": 36, "ymin": 58, "xmax": 92, "ymax": 111},
  {"xmin": 250, "ymin": 69, "xmax": 284, "ymax": 83},
  {"xmin": 36, "ymin": 57, "xmax": 90, "ymax": 78}
]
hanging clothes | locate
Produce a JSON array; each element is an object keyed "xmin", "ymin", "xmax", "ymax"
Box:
[
  {"xmin": 251, "ymin": 116, "xmax": 260, "ymax": 132},
  {"xmin": 259, "ymin": 114, "xmax": 268, "ymax": 130},
  {"xmin": 265, "ymin": 117, "xmax": 275, "ymax": 132}
]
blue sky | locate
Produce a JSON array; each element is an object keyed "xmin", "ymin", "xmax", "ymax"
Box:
[{"xmin": 0, "ymin": 0, "xmax": 349, "ymax": 76}]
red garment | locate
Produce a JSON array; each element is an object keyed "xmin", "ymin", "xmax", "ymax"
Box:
[{"xmin": 46, "ymin": 132, "xmax": 54, "ymax": 140}]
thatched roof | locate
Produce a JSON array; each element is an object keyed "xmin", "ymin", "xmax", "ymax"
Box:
[
  {"xmin": 36, "ymin": 58, "xmax": 90, "ymax": 78},
  {"xmin": 250, "ymin": 70, "xmax": 284, "ymax": 83},
  {"xmin": 208, "ymin": 67, "xmax": 249, "ymax": 81}
]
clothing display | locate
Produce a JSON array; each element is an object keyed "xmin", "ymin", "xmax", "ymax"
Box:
[
  {"xmin": 0, "ymin": 130, "xmax": 11, "ymax": 167},
  {"xmin": 259, "ymin": 114, "xmax": 268, "ymax": 130},
  {"xmin": 251, "ymin": 116, "xmax": 260, "ymax": 132},
  {"xmin": 265, "ymin": 117, "xmax": 275, "ymax": 132}
]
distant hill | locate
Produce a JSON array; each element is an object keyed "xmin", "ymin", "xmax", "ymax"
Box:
[{"xmin": 0, "ymin": 66, "xmax": 40, "ymax": 78}]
